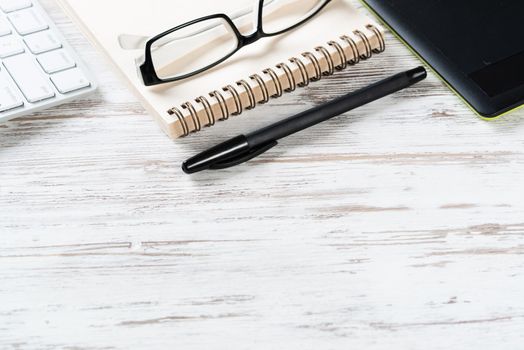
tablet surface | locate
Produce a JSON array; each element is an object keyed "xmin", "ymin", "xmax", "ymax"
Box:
[{"xmin": 362, "ymin": 0, "xmax": 524, "ymax": 118}]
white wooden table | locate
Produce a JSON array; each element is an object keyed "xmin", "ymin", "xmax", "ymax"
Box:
[{"xmin": 2, "ymin": 1, "xmax": 524, "ymax": 349}]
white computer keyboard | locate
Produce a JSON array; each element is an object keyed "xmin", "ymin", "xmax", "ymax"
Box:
[{"xmin": 0, "ymin": 0, "xmax": 96, "ymax": 123}]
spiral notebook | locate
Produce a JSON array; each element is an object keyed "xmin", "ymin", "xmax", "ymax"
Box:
[{"xmin": 56, "ymin": 0, "xmax": 385, "ymax": 139}]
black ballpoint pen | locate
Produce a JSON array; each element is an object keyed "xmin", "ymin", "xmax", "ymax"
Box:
[{"xmin": 182, "ymin": 66, "xmax": 427, "ymax": 174}]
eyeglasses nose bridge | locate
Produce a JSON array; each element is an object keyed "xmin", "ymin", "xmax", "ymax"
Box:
[{"xmin": 241, "ymin": 31, "xmax": 264, "ymax": 46}]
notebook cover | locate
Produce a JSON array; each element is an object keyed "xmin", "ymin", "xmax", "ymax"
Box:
[{"xmin": 56, "ymin": 0, "xmax": 378, "ymax": 137}]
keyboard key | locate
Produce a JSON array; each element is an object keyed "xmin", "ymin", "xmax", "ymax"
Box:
[
  {"xmin": 24, "ymin": 30, "xmax": 61, "ymax": 54},
  {"xmin": 0, "ymin": 35, "xmax": 24, "ymax": 58},
  {"xmin": 0, "ymin": 17, "xmax": 11, "ymax": 36},
  {"xmin": 8, "ymin": 8, "xmax": 48, "ymax": 35},
  {"xmin": 4, "ymin": 53, "xmax": 55, "ymax": 102},
  {"xmin": 37, "ymin": 49, "xmax": 75, "ymax": 73},
  {"xmin": 0, "ymin": 68, "xmax": 24, "ymax": 112},
  {"xmin": 51, "ymin": 68, "xmax": 90, "ymax": 94},
  {"xmin": 0, "ymin": 0, "xmax": 32, "ymax": 13}
]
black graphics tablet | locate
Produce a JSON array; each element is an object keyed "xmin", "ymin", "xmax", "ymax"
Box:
[{"xmin": 362, "ymin": 0, "xmax": 524, "ymax": 118}]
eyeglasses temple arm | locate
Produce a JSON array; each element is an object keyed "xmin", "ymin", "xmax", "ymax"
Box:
[{"xmin": 118, "ymin": 0, "xmax": 276, "ymax": 50}]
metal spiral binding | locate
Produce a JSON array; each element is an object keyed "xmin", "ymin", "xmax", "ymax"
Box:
[
  {"xmin": 168, "ymin": 106, "xmax": 189, "ymax": 137},
  {"xmin": 289, "ymin": 57, "xmax": 310, "ymax": 87},
  {"xmin": 340, "ymin": 35, "xmax": 360, "ymax": 65},
  {"xmin": 196, "ymin": 96, "xmax": 216, "ymax": 126},
  {"xmin": 315, "ymin": 46, "xmax": 335, "ymax": 76},
  {"xmin": 250, "ymin": 74, "xmax": 270, "ymax": 104},
  {"xmin": 263, "ymin": 68, "xmax": 283, "ymax": 98},
  {"xmin": 276, "ymin": 62, "xmax": 296, "ymax": 92},
  {"xmin": 170, "ymin": 25, "xmax": 385, "ymax": 136},
  {"xmin": 301, "ymin": 52, "xmax": 322, "ymax": 81},
  {"xmin": 223, "ymin": 85, "xmax": 243, "ymax": 116},
  {"xmin": 209, "ymin": 90, "xmax": 229, "ymax": 121},
  {"xmin": 354, "ymin": 30, "xmax": 373, "ymax": 59},
  {"xmin": 182, "ymin": 101, "xmax": 201, "ymax": 132},
  {"xmin": 236, "ymin": 79, "xmax": 256, "ymax": 110},
  {"xmin": 328, "ymin": 41, "xmax": 347, "ymax": 70},
  {"xmin": 366, "ymin": 24, "xmax": 386, "ymax": 53}
]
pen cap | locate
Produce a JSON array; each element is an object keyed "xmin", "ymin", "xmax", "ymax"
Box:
[{"xmin": 182, "ymin": 135, "xmax": 250, "ymax": 174}]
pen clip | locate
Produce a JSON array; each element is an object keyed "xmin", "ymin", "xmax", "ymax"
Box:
[{"xmin": 209, "ymin": 140, "xmax": 278, "ymax": 170}]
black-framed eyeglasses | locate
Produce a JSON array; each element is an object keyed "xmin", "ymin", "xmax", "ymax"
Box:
[{"xmin": 137, "ymin": 0, "xmax": 332, "ymax": 86}]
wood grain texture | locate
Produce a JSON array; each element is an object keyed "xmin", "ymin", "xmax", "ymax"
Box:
[{"xmin": 1, "ymin": 1, "xmax": 524, "ymax": 349}]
